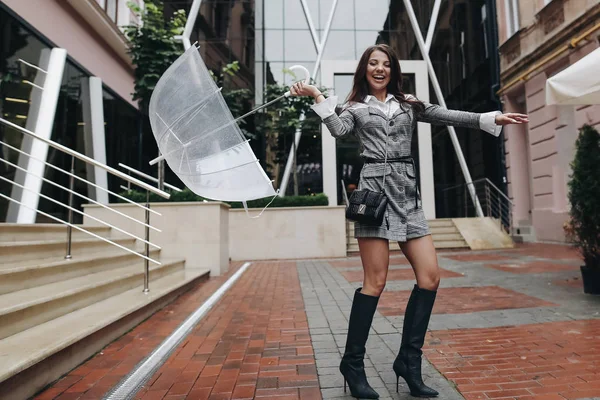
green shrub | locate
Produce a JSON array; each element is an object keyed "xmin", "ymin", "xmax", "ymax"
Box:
[
  {"xmin": 566, "ymin": 124, "xmax": 600, "ymax": 268},
  {"xmin": 116, "ymin": 188, "xmax": 328, "ymax": 209}
]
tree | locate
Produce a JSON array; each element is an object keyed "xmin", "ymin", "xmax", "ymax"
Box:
[
  {"xmin": 566, "ymin": 124, "xmax": 600, "ymax": 269},
  {"xmin": 123, "ymin": 0, "xmax": 186, "ymax": 112},
  {"xmin": 123, "ymin": 0, "xmax": 186, "ymax": 186}
]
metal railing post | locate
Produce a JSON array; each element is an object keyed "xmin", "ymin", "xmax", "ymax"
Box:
[
  {"xmin": 143, "ymin": 190, "xmax": 150, "ymax": 293},
  {"xmin": 65, "ymin": 155, "xmax": 75, "ymax": 259},
  {"xmin": 464, "ymin": 184, "xmax": 467, "ymax": 217},
  {"xmin": 485, "ymin": 183, "xmax": 492, "ymax": 218}
]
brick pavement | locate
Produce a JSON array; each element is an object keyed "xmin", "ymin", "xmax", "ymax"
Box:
[
  {"xmin": 298, "ymin": 244, "xmax": 599, "ymax": 400},
  {"xmin": 34, "ymin": 243, "xmax": 600, "ymax": 400},
  {"xmin": 134, "ymin": 261, "xmax": 320, "ymax": 400},
  {"xmin": 377, "ymin": 286, "xmax": 557, "ymax": 317},
  {"xmin": 35, "ymin": 261, "xmax": 320, "ymax": 400},
  {"xmin": 425, "ymin": 320, "xmax": 600, "ymax": 400}
]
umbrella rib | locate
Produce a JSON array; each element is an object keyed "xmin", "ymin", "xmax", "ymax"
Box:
[
  {"xmin": 157, "ymin": 113, "xmax": 184, "ymax": 145},
  {"xmin": 200, "ymin": 159, "xmax": 260, "ymax": 176}
]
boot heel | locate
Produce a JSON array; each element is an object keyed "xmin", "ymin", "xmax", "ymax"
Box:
[
  {"xmin": 344, "ymin": 378, "xmax": 347, "ymax": 393},
  {"xmin": 396, "ymin": 375, "xmax": 399, "ymax": 393}
]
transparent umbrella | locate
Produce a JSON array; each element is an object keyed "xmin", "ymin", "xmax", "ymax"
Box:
[{"xmin": 148, "ymin": 45, "xmax": 309, "ymax": 207}]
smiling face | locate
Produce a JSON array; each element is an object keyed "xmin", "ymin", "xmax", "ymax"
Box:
[
  {"xmin": 366, "ymin": 50, "xmax": 391, "ymax": 94},
  {"xmin": 347, "ymin": 44, "xmax": 405, "ymax": 104}
]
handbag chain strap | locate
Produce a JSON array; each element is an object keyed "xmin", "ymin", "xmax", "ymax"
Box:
[{"xmin": 380, "ymin": 100, "xmax": 391, "ymax": 190}]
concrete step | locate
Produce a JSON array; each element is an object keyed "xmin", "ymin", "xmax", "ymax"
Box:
[
  {"xmin": 0, "ymin": 258, "xmax": 184, "ymax": 340},
  {"xmin": 346, "ymin": 219, "xmax": 469, "ymax": 252},
  {"xmin": 0, "ymin": 249, "xmax": 161, "ymax": 295},
  {"xmin": 427, "ymin": 218, "xmax": 455, "ymax": 228},
  {"xmin": 0, "ymin": 267, "xmax": 210, "ymax": 399},
  {"xmin": 0, "ymin": 237, "xmax": 137, "ymax": 267},
  {"xmin": 430, "ymin": 226, "xmax": 460, "ymax": 234},
  {"xmin": 0, "ymin": 224, "xmax": 112, "ymax": 243},
  {"xmin": 434, "ymin": 240, "xmax": 469, "ymax": 248},
  {"xmin": 431, "ymin": 233, "xmax": 465, "ymax": 242}
]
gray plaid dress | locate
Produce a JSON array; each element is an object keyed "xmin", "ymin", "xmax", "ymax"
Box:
[{"xmin": 320, "ymin": 96, "xmax": 488, "ymax": 242}]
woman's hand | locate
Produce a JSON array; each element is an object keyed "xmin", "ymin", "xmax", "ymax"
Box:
[
  {"xmin": 495, "ymin": 113, "xmax": 529, "ymax": 125},
  {"xmin": 290, "ymin": 82, "xmax": 321, "ymax": 99}
]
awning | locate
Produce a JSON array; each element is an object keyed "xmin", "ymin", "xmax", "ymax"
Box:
[{"xmin": 546, "ymin": 47, "xmax": 600, "ymax": 105}]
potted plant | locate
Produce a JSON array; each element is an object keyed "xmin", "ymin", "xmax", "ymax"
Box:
[{"xmin": 566, "ymin": 124, "xmax": 600, "ymax": 294}]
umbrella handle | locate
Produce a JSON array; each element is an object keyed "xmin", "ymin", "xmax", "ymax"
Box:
[{"xmin": 284, "ymin": 65, "xmax": 311, "ymax": 97}]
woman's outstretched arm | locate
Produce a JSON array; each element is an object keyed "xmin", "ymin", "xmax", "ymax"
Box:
[
  {"xmin": 290, "ymin": 82, "xmax": 356, "ymax": 138},
  {"xmin": 414, "ymin": 97, "xmax": 528, "ymax": 136}
]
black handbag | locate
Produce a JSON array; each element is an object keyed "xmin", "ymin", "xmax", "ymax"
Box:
[{"xmin": 345, "ymin": 188, "xmax": 388, "ymax": 225}]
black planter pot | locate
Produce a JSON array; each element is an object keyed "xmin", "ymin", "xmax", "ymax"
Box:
[{"xmin": 581, "ymin": 265, "xmax": 600, "ymax": 295}]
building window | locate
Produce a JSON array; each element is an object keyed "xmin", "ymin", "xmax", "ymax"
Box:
[
  {"xmin": 504, "ymin": 0, "xmax": 520, "ymax": 37},
  {"xmin": 0, "ymin": 5, "xmax": 143, "ymax": 222},
  {"xmin": 95, "ymin": 0, "xmax": 134, "ymax": 26}
]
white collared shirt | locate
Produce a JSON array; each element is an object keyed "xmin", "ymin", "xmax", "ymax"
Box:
[{"xmin": 311, "ymin": 94, "xmax": 502, "ymax": 136}]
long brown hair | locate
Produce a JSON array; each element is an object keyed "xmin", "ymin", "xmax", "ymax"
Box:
[{"xmin": 346, "ymin": 44, "xmax": 425, "ymax": 113}]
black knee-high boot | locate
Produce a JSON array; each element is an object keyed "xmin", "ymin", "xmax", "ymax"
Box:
[
  {"xmin": 339, "ymin": 288, "xmax": 380, "ymax": 399},
  {"xmin": 393, "ymin": 285, "xmax": 439, "ymax": 397}
]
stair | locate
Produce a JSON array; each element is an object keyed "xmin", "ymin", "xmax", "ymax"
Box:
[
  {"xmin": 0, "ymin": 223, "xmax": 112, "ymax": 242},
  {"xmin": 346, "ymin": 218, "xmax": 469, "ymax": 253},
  {"xmin": 0, "ymin": 223, "xmax": 211, "ymax": 400}
]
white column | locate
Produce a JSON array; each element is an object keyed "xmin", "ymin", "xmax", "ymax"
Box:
[
  {"xmin": 413, "ymin": 64, "xmax": 436, "ymax": 219},
  {"xmin": 320, "ymin": 62, "xmax": 338, "ymax": 206},
  {"xmin": 279, "ymin": 0, "xmax": 339, "ymax": 197},
  {"xmin": 7, "ymin": 48, "xmax": 67, "ymax": 223},
  {"xmin": 81, "ymin": 77, "xmax": 109, "ymax": 204}
]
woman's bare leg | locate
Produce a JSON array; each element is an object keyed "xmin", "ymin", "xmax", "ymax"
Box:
[
  {"xmin": 358, "ymin": 237, "xmax": 390, "ymax": 296},
  {"xmin": 398, "ymin": 234, "xmax": 440, "ymax": 291}
]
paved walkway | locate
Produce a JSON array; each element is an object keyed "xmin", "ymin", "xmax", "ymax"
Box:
[{"xmin": 36, "ymin": 244, "xmax": 600, "ymax": 400}]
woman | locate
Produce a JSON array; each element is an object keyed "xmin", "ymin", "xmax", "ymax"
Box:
[{"xmin": 290, "ymin": 44, "xmax": 528, "ymax": 399}]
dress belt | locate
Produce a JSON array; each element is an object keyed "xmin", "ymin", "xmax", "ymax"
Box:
[{"xmin": 362, "ymin": 157, "xmax": 420, "ymax": 210}]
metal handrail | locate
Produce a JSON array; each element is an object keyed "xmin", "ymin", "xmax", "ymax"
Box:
[
  {"xmin": 0, "ymin": 146, "xmax": 161, "ymax": 232},
  {"xmin": 0, "ymin": 116, "xmax": 164, "ymax": 286},
  {"xmin": 1, "ymin": 54, "xmax": 163, "ymax": 291},
  {"xmin": 1, "ymin": 175, "xmax": 161, "ymax": 250},
  {"xmin": 0, "ymin": 117, "xmax": 170, "ymax": 199},
  {"xmin": 483, "ymin": 178, "xmax": 513, "ymax": 205},
  {"xmin": 0, "ymin": 193, "xmax": 160, "ymax": 264},
  {"xmin": 437, "ymin": 177, "xmax": 514, "ymax": 233},
  {"xmin": 0, "ymin": 139, "xmax": 161, "ymax": 217},
  {"xmin": 118, "ymin": 163, "xmax": 183, "ymax": 192}
]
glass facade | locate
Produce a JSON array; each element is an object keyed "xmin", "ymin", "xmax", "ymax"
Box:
[
  {"xmin": 1, "ymin": 0, "xmax": 506, "ymax": 218},
  {"xmin": 164, "ymin": 0, "xmax": 255, "ymax": 90},
  {"xmin": 386, "ymin": 0, "xmax": 505, "ymax": 218},
  {"xmin": 0, "ymin": 4, "xmax": 142, "ymax": 222},
  {"xmin": 256, "ymin": 0, "xmax": 505, "ymax": 207},
  {"xmin": 256, "ymin": 0, "xmax": 391, "ymax": 87}
]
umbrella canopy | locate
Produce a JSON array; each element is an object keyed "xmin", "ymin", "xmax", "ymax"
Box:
[
  {"xmin": 546, "ymin": 47, "xmax": 600, "ymax": 105},
  {"xmin": 149, "ymin": 46, "xmax": 277, "ymax": 202}
]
